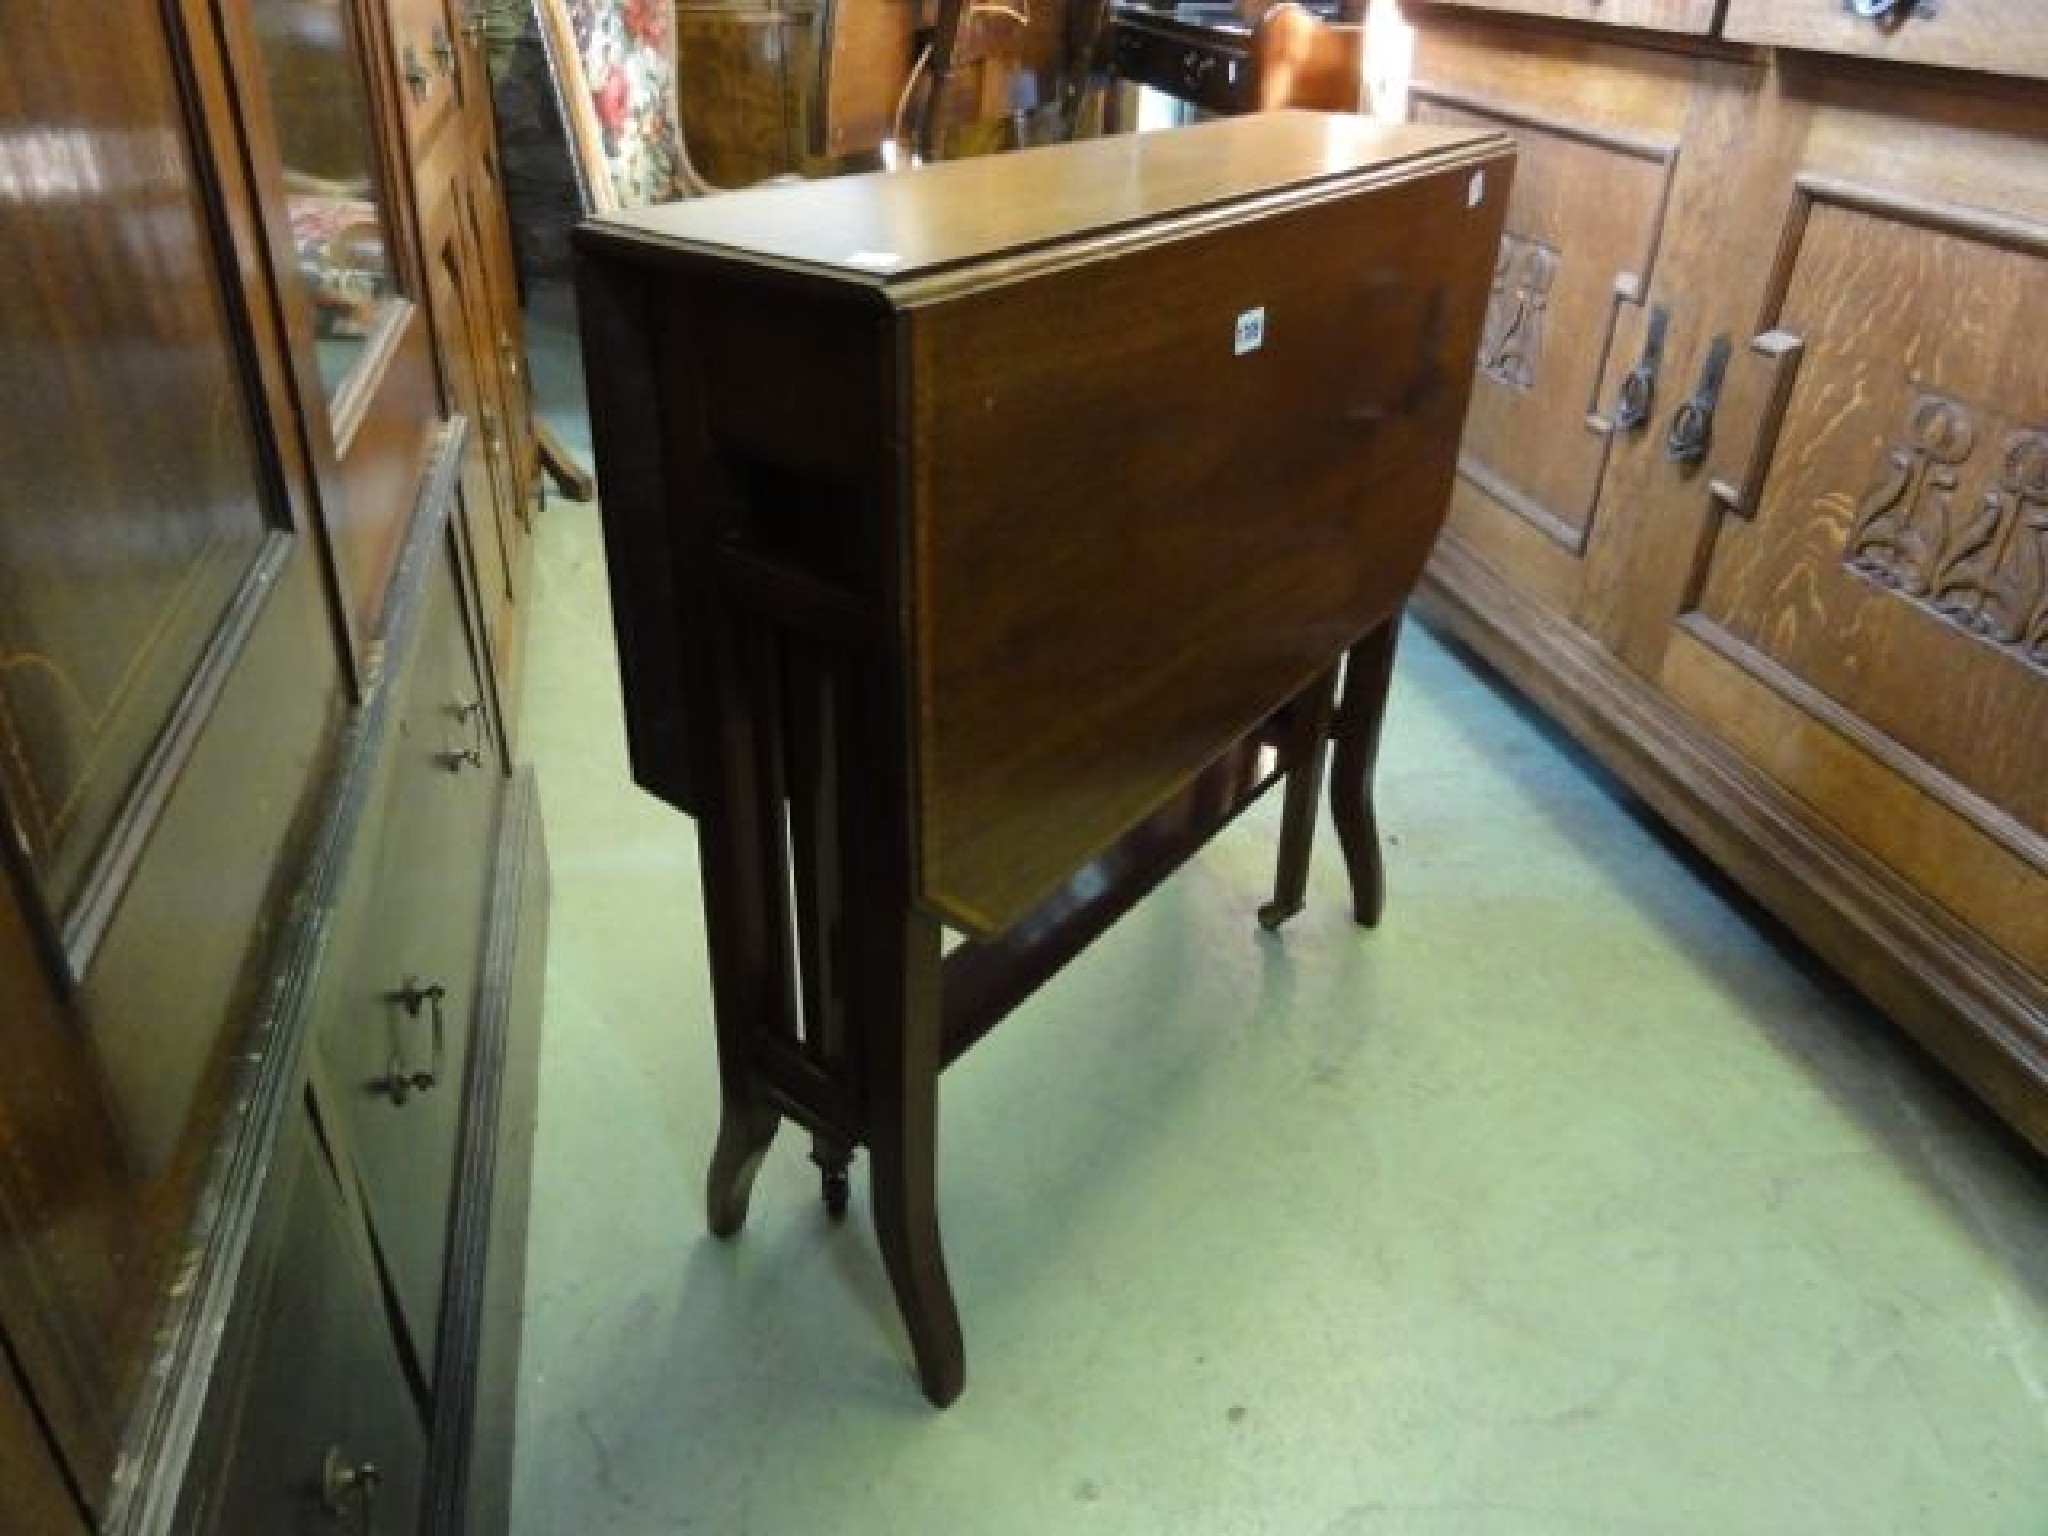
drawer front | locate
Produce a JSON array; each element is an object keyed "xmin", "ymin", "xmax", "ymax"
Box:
[
  {"xmin": 316, "ymin": 533, "xmax": 503, "ymax": 1377},
  {"xmin": 189, "ymin": 1118, "xmax": 426, "ymax": 1536},
  {"xmin": 1411, "ymin": 0, "xmax": 1717, "ymax": 36},
  {"xmin": 1723, "ymin": 0, "xmax": 2048, "ymax": 85},
  {"xmin": 1112, "ymin": 20, "xmax": 1255, "ymax": 114}
]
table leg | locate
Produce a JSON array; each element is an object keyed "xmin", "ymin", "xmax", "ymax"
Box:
[
  {"xmin": 536, "ymin": 419, "xmax": 595, "ymax": 501},
  {"xmin": 701, "ymin": 626, "xmax": 796, "ymax": 1235},
  {"xmin": 1330, "ymin": 615, "xmax": 1402, "ymax": 928},
  {"xmin": 862, "ymin": 910, "xmax": 966, "ymax": 1407},
  {"xmin": 707, "ymin": 1097, "xmax": 781, "ymax": 1238},
  {"xmin": 1258, "ymin": 663, "xmax": 1341, "ymax": 931}
]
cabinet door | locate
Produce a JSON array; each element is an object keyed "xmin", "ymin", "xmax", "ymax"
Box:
[
  {"xmin": 234, "ymin": 0, "xmax": 443, "ymax": 654},
  {"xmin": 314, "ymin": 535, "xmax": 502, "ymax": 1378},
  {"xmin": 460, "ymin": 134, "xmax": 540, "ymax": 550},
  {"xmin": 1410, "ymin": 23, "xmax": 1696, "ymax": 629},
  {"xmin": 1647, "ymin": 68, "xmax": 2048, "ymax": 1050},
  {"xmin": 0, "ymin": 3, "xmax": 349, "ymax": 1502},
  {"xmin": 419, "ymin": 148, "xmax": 529, "ymax": 718}
]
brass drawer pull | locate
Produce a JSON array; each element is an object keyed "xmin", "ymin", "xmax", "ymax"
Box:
[
  {"xmin": 382, "ymin": 978, "xmax": 447, "ymax": 1106},
  {"xmin": 1665, "ymin": 333, "xmax": 1732, "ymax": 466},
  {"xmin": 321, "ymin": 1446, "xmax": 381, "ymax": 1527},
  {"xmin": 440, "ymin": 697, "xmax": 487, "ymax": 773}
]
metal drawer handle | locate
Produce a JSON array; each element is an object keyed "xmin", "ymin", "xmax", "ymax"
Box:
[
  {"xmin": 1846, "ymin": 0, "xmax": 1938, "ymax": 18},
  {"xmin": 401, "ymin": 43, "xmax": 431, "ymax": 103},
  {"xmin": 383, "ymin": 978, "xmax": 447, "ymax": 1106},
  {"xmin": 1613, "ymin": 302, "xmax": 1669, "ymax": 434},
  {"xmin": 321, "ymin": 1446, "xmax": 381, "ymax": 1527},
  {"xmin": 1665, "ymin": 334, "xmax": 1733, "ymax": 467},
  {"xmin": 440, "ymin": 698, "xmax": 487, "ymax": 773}
]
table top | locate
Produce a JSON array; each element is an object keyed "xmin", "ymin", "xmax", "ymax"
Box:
[{"xmin": 577, "ymin": 111, "xmax": 1508, "ymax": 295}]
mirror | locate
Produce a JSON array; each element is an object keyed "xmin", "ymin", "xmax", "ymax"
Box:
[{"xmin": 249, "ymin": 0, "xmax": 401, "ymax": 404}]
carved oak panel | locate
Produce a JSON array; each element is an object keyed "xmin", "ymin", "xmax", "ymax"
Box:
[
  {"xmin": 1845, "ymin": 395, "xmax": 2048, "ymax": 667},
  {"xmin": 1414, "ymin": 88, "xmax": 1676, "ymax": 554},
  {"xmin": 1684, "ymin": 182, "xmax": 2048, "ymax": 846},
  {"xmin": 1478, "ymin": 232, "xmax": 1557, "ymax": 392}
]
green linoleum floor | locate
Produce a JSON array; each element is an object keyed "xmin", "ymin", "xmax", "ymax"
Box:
[{"xmin": 508, "ymin": 297, "xmax": 2047, "ymax": 1535}]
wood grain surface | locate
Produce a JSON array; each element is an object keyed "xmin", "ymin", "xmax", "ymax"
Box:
[
  {"xmin": 588, "ymin": 109, "xmax": 1500, "ymax": 283},
  {"xmin": 1724, "ymin": 0, "xmax": 2048, "ymax": 85},
  {"xmin": 1410, "ymin": 0, "xmax": 1718, "ymax": 37},
  {"xmin": 0, "ymin": 1354, "xmax": 84, "ymax": 1534},
  {"xmin": 1688, "ymin": 193, "xmax": 2048, "ymax": 852},
  {"xmin": 909, "ymin": 135, "xmax": 1511, "ymax": 930}
]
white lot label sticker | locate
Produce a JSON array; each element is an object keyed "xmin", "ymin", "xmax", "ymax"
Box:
[
  {"xmin": 1235, "ymin": 306, "xmax": 1266, "ymax": 356},
  {"xmin": 1468, "ymin": 171, "xmax": 1486, "ymax": 208}
]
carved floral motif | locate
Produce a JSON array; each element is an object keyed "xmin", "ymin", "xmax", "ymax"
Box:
[
  {"xmin": 1478, "ymin": 233, "xmax": 1557, "ymax": 392},
  {"xmin": 1845, "ymin": 391, "xmax": 2048, "ymax": 671}
]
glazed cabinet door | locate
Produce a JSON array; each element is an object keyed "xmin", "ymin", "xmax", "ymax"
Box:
[
  {"xmin": 1408, "ymin": 21, "xmax": 1700, "ymax": 634},
  {"xmin": 1641, "ymin": 64, "xmax": 2048, "ymax": 1133},
  {"xmin": 0, "ymin": 3, "xmax": 350, "ymax": 1507},
  {"xmin": 233, "ymin": 0, "xmax": 444, "ymax": 654}
]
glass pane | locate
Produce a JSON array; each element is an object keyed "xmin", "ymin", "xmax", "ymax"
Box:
[
  {"xmin": 0, "ymin": 7, "xmax": 273, "ymax": 925},
  {"xmin": 250, "ymin": 0, "xmax": 400, "ymax": 403}
]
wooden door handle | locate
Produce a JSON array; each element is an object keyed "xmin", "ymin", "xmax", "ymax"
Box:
[{"xmin": 1707, "ymin": 329, "xmax": 1806, "ymax": 519}]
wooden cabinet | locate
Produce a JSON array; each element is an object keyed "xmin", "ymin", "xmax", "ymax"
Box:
[
  {"xmin": 0, "ymin": 0, "xmax": 547, "ymax": 1530},
  {"xmin": 1407, "ymin": 6, "xmax": 2048, "ymax": 1149}
]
